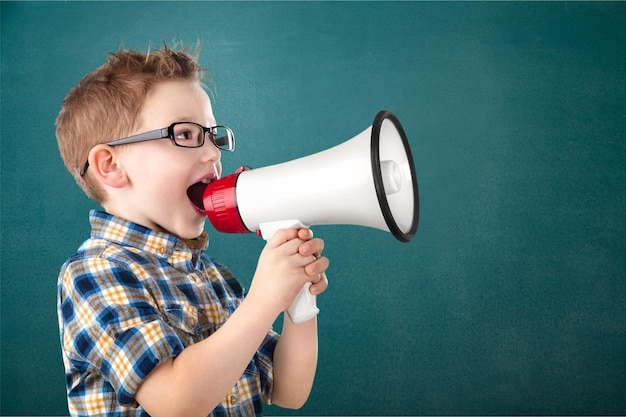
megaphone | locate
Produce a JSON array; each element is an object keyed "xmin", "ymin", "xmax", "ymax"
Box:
[{"xmin": 203, "ymin": 110, "xmax": 419, "ymax": 323}]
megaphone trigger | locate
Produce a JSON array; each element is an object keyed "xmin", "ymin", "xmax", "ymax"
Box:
[{"xmin": 258, "ymin": 220, "xmax": 309, "ymax": 241}]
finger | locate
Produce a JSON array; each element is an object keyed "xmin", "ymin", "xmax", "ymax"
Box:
[
  {"xmin": 309, "ymin": 272, "xmax": 329, "ymax": 295},
  {"xmin": 298, "ymin": 237, "xmax": 325, "ymax": 257},
  {"xmin": 304, "ymin": 255, "xmax": 329, "ymax": 276},
  {"xmin": 297, "ymin": 228, "xmax": 313, "ymax": 240},
  {"xmin": 266, "ymin": 228, "xmax": 300, "ymax": 248}
]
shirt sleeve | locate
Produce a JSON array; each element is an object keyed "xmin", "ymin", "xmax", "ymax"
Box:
[
  {"xmin": 59, "ymin": 254, "xmax": 184, "ymax": 407},
  {"xmin": 211, "ymin": 257, "xmax": 280, "ymax": 404}
]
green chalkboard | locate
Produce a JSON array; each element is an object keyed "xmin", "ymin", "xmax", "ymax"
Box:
[{"xmin": 2, "ymin": 1, "xmax": 625, "ymax": 415}]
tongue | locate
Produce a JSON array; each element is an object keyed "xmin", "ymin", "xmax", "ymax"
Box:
[{"xmin": 187, "ymin": 182, "xmax": 208, "ymax": 212}]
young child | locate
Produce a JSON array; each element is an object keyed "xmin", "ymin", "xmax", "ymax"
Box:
[{"xmin": 55, "ymin": 44, "xmax": 329, "ymax": 417}]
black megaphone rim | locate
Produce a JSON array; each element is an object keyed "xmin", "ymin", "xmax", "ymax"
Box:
[{"xmin": 370, "ymin": 110, "xmax": 419, "ymax": 242}]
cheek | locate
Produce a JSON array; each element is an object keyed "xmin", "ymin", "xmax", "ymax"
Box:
[
  {"xmin": 122, "ymin": 152, "xmax": 175, "ymax": 192},
  {"xmin": 124, "ymin": 144, "xmax": 188, "ymax": 176}
]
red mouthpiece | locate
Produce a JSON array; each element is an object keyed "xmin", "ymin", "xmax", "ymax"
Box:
[{"xmin": 202, "ymin": 166, "xmax": 251, "ymax": 234}]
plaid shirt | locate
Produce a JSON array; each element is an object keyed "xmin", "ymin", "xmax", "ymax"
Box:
[{"xmin": 58, "ymin": 210, "xmax": 278, "ymax": 417}]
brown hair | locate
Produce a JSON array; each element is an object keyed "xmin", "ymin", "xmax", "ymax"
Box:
[{"xmin": 56, "ymin": 44, "xmax": 205, "ymax": 203}]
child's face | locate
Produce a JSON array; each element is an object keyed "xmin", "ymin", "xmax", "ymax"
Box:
[{"xmin": 113, "ymin": 80, "xmax": 221, "ymax": 239}]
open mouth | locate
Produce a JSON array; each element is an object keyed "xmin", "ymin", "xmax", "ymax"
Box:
[{"xmin": 187, "ymin": 181, "xmax": 210, "ymax": 212}]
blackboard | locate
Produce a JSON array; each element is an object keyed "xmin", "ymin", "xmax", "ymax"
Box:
[{"xmin": 2, "ymin": 1, "xmax": 625, "ymax": 415}]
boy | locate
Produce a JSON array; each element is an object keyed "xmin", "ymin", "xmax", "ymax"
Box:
[{"xmin": 56, "ymin": 44, "xmax": 329, "ymax": 417}]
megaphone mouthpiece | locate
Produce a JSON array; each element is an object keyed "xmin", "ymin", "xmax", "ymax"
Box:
[{"xmin": 203, "ymin": 171, "xmax": 248, "ymax": 234}]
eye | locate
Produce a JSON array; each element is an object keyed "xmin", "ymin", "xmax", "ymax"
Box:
[
  {"xmin": 172, "ymin": 123, "xmax": 202, "ymax": 146},
  {"xmin": 175, "ymin": 128, "xmax": 195, "ymax": 142}
]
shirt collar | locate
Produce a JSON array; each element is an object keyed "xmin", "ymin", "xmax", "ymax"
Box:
[{"xmin": 89, "ymin": 210, "xmax": 208, "ymax": 260}]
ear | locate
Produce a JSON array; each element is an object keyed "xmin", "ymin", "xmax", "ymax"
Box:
[{"xmin": 87, "ymin": 145, "xmax": 128, "ymax": 188}]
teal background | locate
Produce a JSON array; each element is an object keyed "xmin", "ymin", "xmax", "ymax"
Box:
[{"xmin": 2, "ymin": 1, "xmax": 626, "ymax": 415}]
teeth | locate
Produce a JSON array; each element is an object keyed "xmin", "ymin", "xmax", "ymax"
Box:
[{"xmin": 201, "ymin": 178, "xmax": 211, "ymax": 184}]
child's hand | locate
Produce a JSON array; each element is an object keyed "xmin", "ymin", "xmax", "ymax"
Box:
[
  {"xmin": 248, "ymin": 228, "xmax": 329, "ymax": 316},
  {"xmin": 295, "ymin": 228, "xmax": 329, "ymax": 297}
]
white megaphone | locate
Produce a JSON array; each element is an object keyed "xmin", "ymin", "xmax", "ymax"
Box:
[{"xmin": 202, "ymin": 110, "xmax": 419, "ymax": 323}]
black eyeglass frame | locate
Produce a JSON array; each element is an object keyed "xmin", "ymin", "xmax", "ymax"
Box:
[{"xmin": 78, "ymin": 122, "xmax": 235, "ymax": 177}]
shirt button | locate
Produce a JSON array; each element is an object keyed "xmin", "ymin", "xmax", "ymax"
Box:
[
  {"xmin": 229, "ymin": 395, "xmax": 237, "ymax": 406},
  {"xmin": 158, "ymin": 247, "xmax": 166, "ymax": 254}
]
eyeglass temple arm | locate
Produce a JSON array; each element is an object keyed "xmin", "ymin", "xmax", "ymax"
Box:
[
  {"xmin": 78, "ymin": 128, "xmax": 168, "ymax": 176},
  {"xmin": 104, "ymin": 127, "xmax": 169, "ymax": 147}
]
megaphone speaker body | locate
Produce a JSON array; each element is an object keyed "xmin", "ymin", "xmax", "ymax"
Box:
[
  {"xmin": 204, "ymin": 110, "xmax": 419, "ymax": 242},
  {"xmin": 203, "ymin": 110, "xmax": 418, "ymax": 323}
]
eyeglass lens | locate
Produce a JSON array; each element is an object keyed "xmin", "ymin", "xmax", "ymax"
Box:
[{"xmin": 172, "ymin": 123, "xmax": 232, "ymax": 150}]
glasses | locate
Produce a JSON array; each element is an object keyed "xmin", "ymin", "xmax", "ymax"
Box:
[{"xmin": 79, "ymin": 122, "xmax": 235, "ymax": 177}]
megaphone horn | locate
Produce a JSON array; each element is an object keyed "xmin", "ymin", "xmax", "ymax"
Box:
[
  {"xmin": 203, "ymin": 110, "xmax": 419, "ymax": 242},
  {"xmin": 203, "ymin": 110, "xmax": 419, "ymax": 323}
]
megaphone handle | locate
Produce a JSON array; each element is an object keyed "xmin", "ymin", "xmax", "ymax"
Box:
[
  {"xmin": 258, "ymin": 220, "xmax": 320, "ymax": 324},
  {"xmin": 288, "ymin": 283, "xmax": 320, "ymax": 324}
]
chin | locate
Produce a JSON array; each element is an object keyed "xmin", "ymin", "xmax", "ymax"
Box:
[{"xmin": 179, "ymin": 202, "xmax": 208, "ymax": 239}]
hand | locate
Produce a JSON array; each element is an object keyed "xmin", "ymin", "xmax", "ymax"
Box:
[
  {"xmin": 294, "ymin": 228, "xmax": 329, "ymax": 297},
  {"xmin": 248, "ymin": 228, "xmax": 329, "ymax": 315}
]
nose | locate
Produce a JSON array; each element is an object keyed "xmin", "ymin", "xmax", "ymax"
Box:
[{"xmin": 201, "ymin": 135, "xmax": 221, "ymax": 163}]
